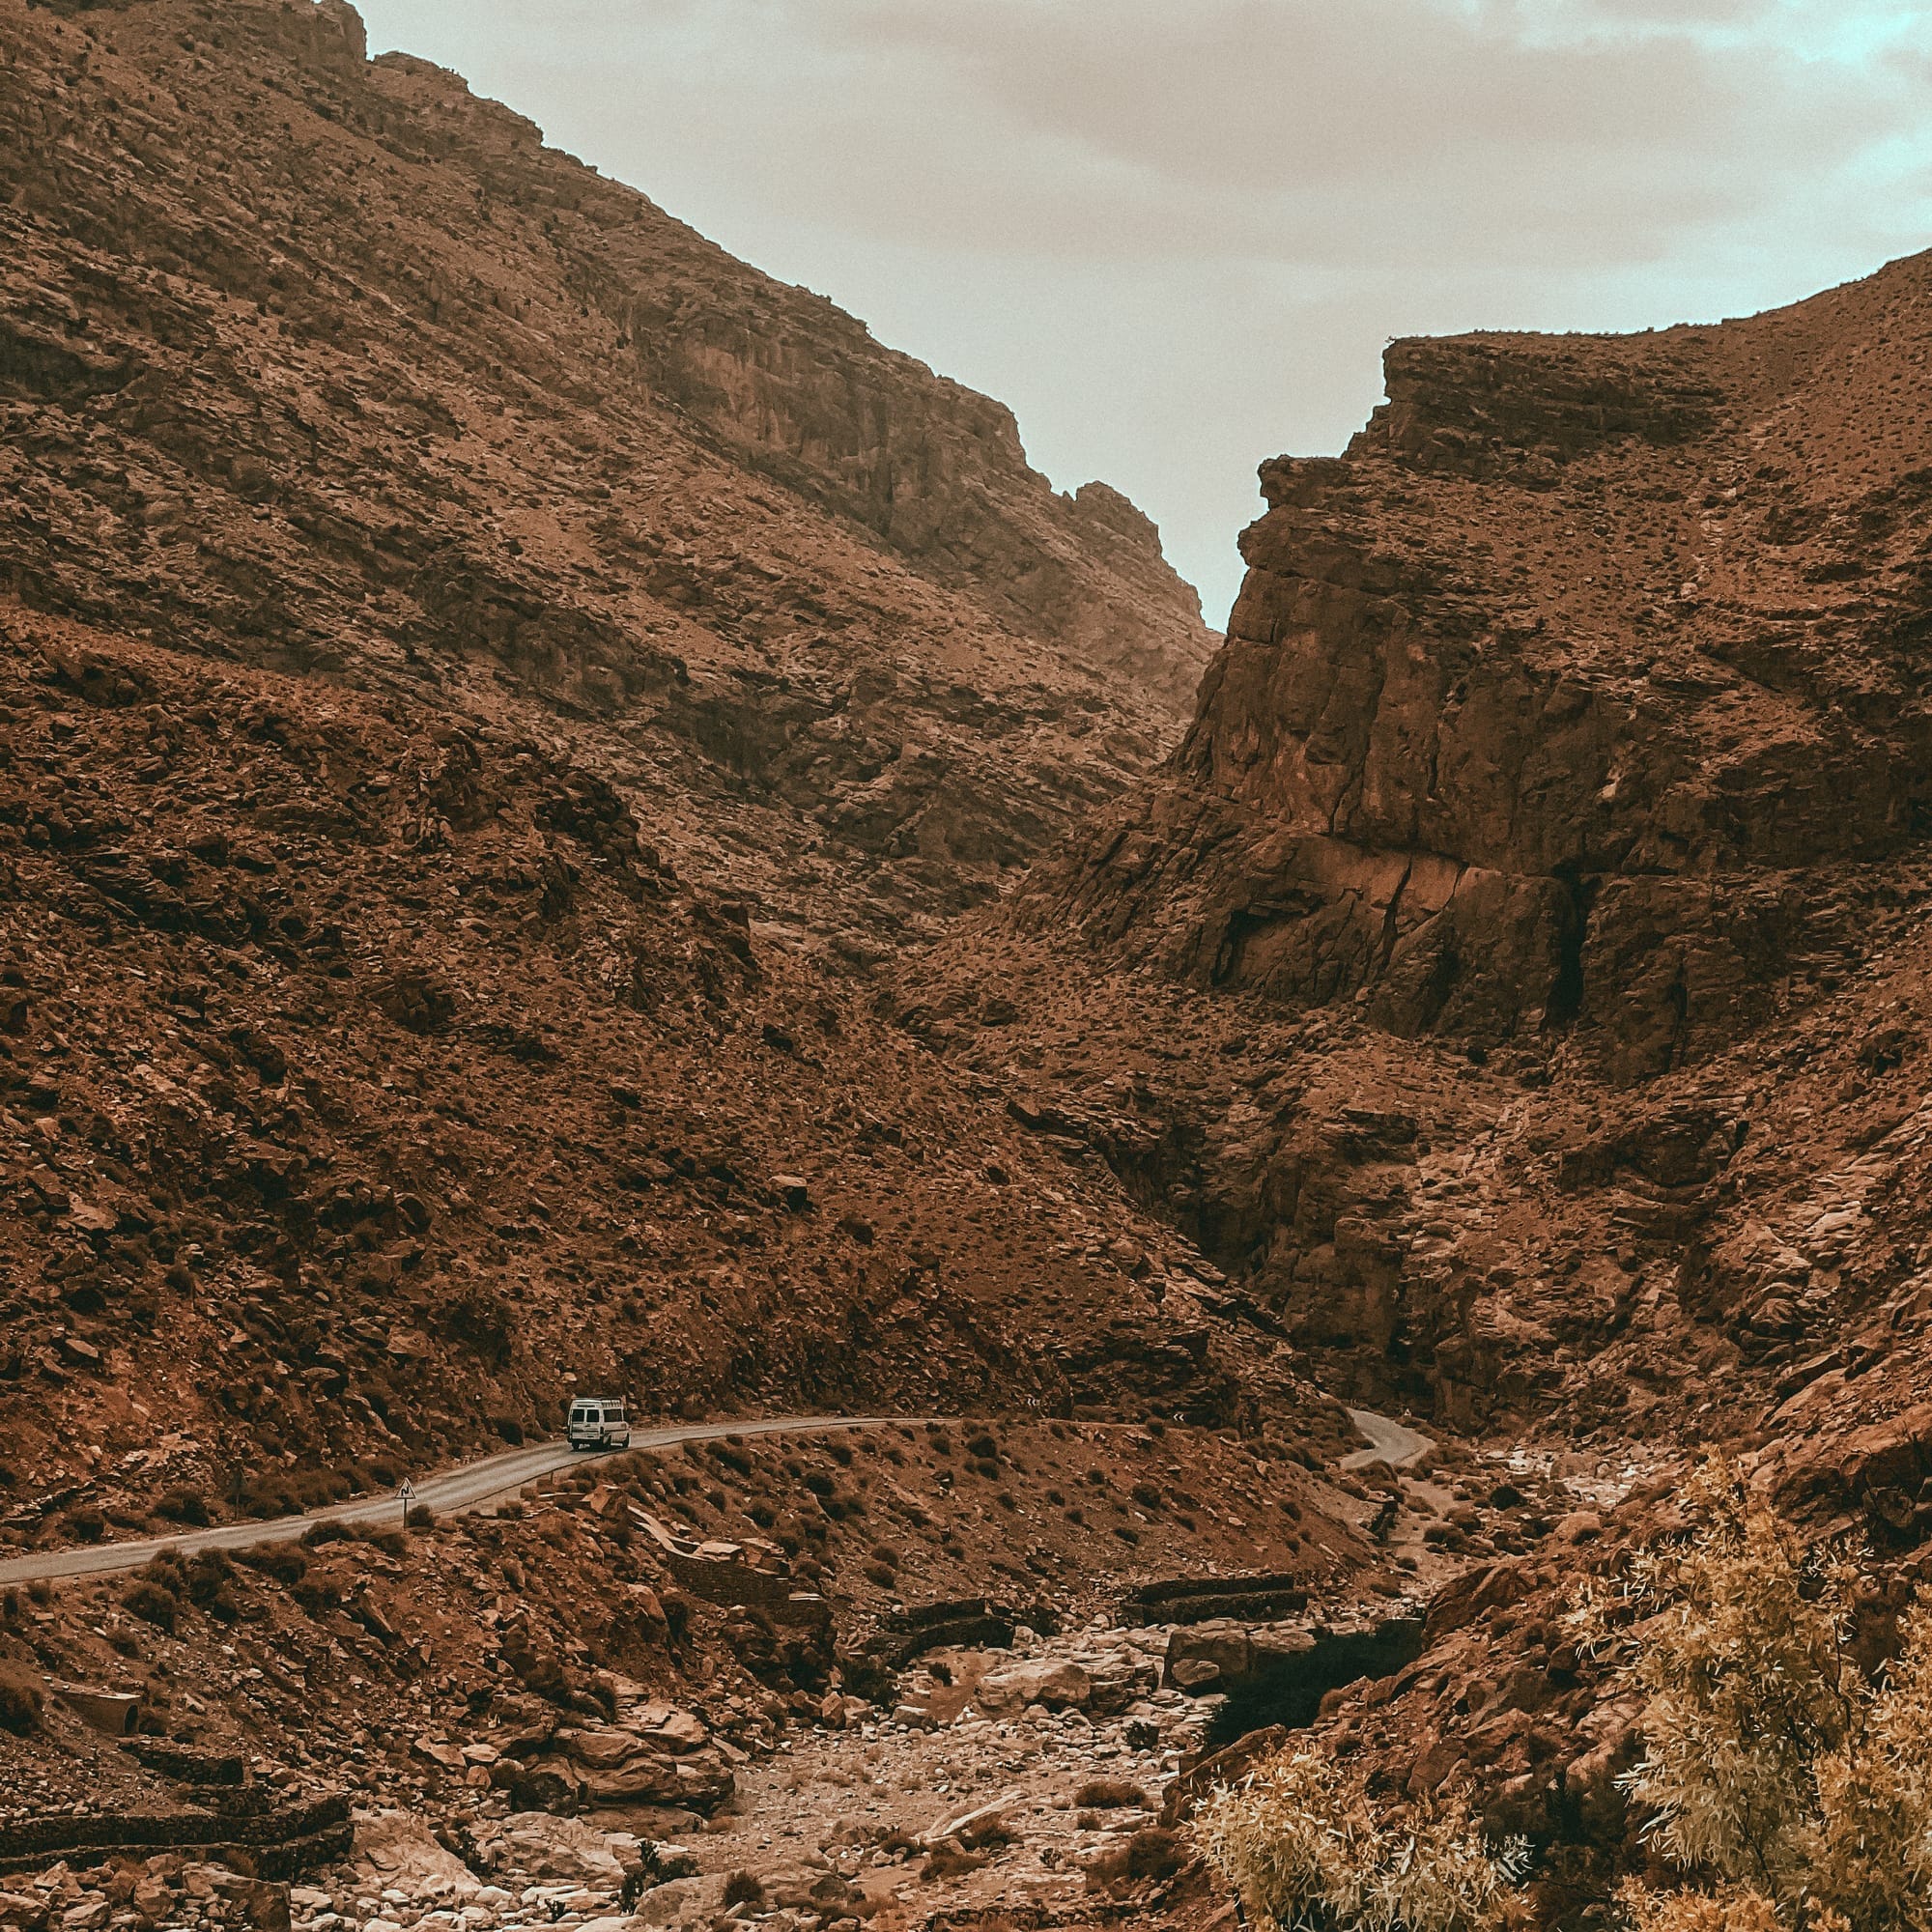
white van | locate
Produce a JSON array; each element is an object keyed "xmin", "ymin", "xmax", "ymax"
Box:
[{"xmin": 567, "ymin": 1396, "xmax": 632, "ymax": 1450}]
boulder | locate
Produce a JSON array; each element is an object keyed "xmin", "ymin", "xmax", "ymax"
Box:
[
  {"xmin": 920, "ymin": 1791, "xmax": 1023, "ymax": 1850},
  {"xmin": 493, "ymin": 1813, "xmax": 626, "ymax": 1886},
  {"xmin": 1162, "ymin": 1622, "xmax": 1252, "ymax": 1694},
  {"xmin": 637, "ymin": 1708, "xmax": 708, "ymax": 1755},
  {"xmin": 354, "ymin": 1812, "xmax": 481, "ymax": 1900},
  {"xmin": 1161, "ymin": 1725, "xmax": 1287, "ymax": 1825},
  {"xmin": 206, "ymin": 1876, "xmax": 292, "ymax": 1932},
  {"xmin": 1564, "ymin": 1729, "xmax": 1638, "ymax": 1843},
  {"xmin": 1423, "ymin": 1561, "xmax": 1534, "ymax": 1642},
  {"xmin": 972, "ymin": 1659, "xmax": 1093, "ymax": 1715},
  {"xmin": 559, "ymin": 1727, "xmax": 649, "ymax": 1771}
]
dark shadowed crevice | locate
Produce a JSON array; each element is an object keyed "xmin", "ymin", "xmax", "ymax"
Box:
[
  {"xmin": 1204, "ymin": 1615, "xmax": 1426, "ymax": 1747},
  {"xmin": 1546, "ymin": 863, "xmax": 1598, "ymax": 1028}
]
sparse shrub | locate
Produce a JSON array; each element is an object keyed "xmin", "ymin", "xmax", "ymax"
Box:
[
  {"xmin": 1087, "ymin": 1825, "xmax": 1186, "ymax": 1889},
  {"xmin": 236, "ymin": 1476, "xmax": 297, "ymax": 1520},
  {"xmin": 1583, "ymin": 1463, "xmax": 1932, "ymax": 1931},
  {"xmin": 155, "ymin": 1487, "xmax": 212, "ymax": 1526},
  {"xmin": 294, "ymin": 1570, "xmax": 344, "ymax": 1616},
  {"xmin": 63, "ymin": 1505, "xmax": 106, "ymax": 1543},
  {"xmin": 407, "ymin": 1503, "xmax": 436, "ymax": 1529},
  {"xmin": 1075, "ymin": 1777, "xmax": 1147, "ymax": 1810},
  {"xmin": 122, "ymin": 1579, "xmax": 179, "ymax": 1632},
  {"xmin": 300, "ymin": 1520, "xmax": 350, "ymax": 1548},
  {"xmin": 966, "ymin": 1432, "xmax": 999, "ymax": 1461},
  {"xmin": 1195, "ymin": 1747, "xmax": 1525, "ymax": 1931},
  {"xmin": 0, "ymin": 1659, "xmax": 43, "ymax": 1735},
  {"xmin": 721, "ymin": 1872, "xmax": 765, "ymax": 1910},
  {"xmin": 143, "ymin": 1549, "xmax": 240, "ymax": 1623},
  {"xmin": 863, "ymin": 1561, "xmax": 895, "ymax": 1588},
  {"xmin": 239, "ymin": 1543, "xmax": 309, "ymax": 1586}
]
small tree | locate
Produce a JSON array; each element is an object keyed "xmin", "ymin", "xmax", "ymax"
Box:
[
  {"xmin": 1195, "ymin": 1746, "xmax": 1527, "ymax": 1932},
  {"xmin": 1593, "ymin": 1464, "xmax": 1932, "ymax": 1932}
]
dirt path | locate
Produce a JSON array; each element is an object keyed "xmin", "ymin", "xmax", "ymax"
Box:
[
  {"xmin": 1341, "ymin": 1406, "xmax": 1435, "ymax": 1470},
  {"xmin": 0, "ymin": 1414, "xmax": 913, "ymax": 1586}
]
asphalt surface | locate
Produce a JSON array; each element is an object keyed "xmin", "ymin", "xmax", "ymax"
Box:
[
  {"xmin": 1341, "ymin": 1406, "xmax": 1435, "ymax": 1471},
  {"xmin": 0, "ymin": 1414, "xmax": 910, "ymax": 1586},
  {"xmin": 0, "ymin": 1406, "xmax": 1432, "ymax": 1585}
]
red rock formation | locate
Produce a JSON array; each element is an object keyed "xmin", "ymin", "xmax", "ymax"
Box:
[
  {"xmin": 1044, "ymin": 263, "xmax": 1932, "ymax": 1082},
  {"xmin": 914, "ymin": 254, "xmax": 1932, "ymax": 1443},
  {"xmin": 0, "ymin": 0, "xmax": 1270, "ymax": 1503},
  {"xmin": 0, "ymin": 0, "xmax": 1213, "ymax": 943}
]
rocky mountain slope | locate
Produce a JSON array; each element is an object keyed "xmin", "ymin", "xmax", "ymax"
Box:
[
  {"xmin": 0, "ymin": 0, "xmax": 1212, "ymax": 949},
  {"xmin": 18, "ymin": 1, "xmax": 1932, "ymax": 1925},
  {"xmin": 0, "ymin": 0, "xmax": 1272, "ymax": 1530},
  {"xmin": 915, "ymin": 251, "xmax": 1932, "ymax": 1476}
]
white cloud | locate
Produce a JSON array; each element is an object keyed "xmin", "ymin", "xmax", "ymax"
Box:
[{"xmin": 355, "ymin": 0, "xmax": 1932, "ymax": 626}]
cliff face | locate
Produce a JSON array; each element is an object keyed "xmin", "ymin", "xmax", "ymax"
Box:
[
  {"xmin": 905, "ymin": 253, "xmax": 1932, "ymax": 1440},
  {"xmin": 0, "ymin": 0, "xmax": 1213, "ymax": 943},
  {"xmin": 1044, "ymin": 262, "xmax": 1932, "ymax": 1082}
]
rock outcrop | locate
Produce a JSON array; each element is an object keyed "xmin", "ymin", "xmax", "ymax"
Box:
[
  {"xmin": 0, "ymin": 0, "xmax": 1213, "ymax": 942},
  {"xmin": 913, "ymin": 252, "xmax": 1932, "ymax": 1438},
  {"xmin": 1041, "ymin": 263, "xmax": 1932, "ymax": 1080}
]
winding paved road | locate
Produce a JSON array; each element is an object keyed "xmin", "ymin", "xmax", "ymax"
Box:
[
  {"xmin": 1, "ymin": 1406, "xmax": 1429, "ymax": 1586},
  {"xmin": 0, "ymin": 1414, "xmax": 910, "ymax": 1587},
  {"xmin": 1341, "ymin": 1406, "xmax": 1435, "ymax": 1471}
]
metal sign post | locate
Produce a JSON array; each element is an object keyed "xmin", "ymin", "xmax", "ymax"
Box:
[{"xmin": 398, "ymin": 1476, "xmax": 416, "ymax": 1533}]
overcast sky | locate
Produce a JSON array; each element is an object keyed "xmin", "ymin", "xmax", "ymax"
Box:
[{"xmin": 355, "ymin": 0, "xmax": 1932, "ymax": 627}]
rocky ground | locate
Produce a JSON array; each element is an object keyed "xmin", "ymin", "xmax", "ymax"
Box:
[{"xmin": 0, "ymin": 1415, "xmax": 1652, "ymax": 1930}]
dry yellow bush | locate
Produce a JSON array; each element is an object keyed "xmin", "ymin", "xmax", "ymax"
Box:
[
  {"xmin": 1584, "ymin": 1464, "xmax": 1932, "ymax": 1932},
  {"xmin": 1194, "ymin": 1746, "xmax": 1525, "ymax": 1932}
]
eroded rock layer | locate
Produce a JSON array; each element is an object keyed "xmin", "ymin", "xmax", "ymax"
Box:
[
  {"xmin": 0, "ymin": 0, "xmax": 1213, "ymax": 945},
  {"xmin": 908, "ymin": 255, "xmax": 1932, "ymax": 1449},
  {"xmin": 1042, "ymin": 266, "xmax": 1932, "ymax": 1081}
]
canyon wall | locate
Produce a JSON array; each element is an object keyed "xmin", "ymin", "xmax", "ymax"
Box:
[
  {"xmin": 0, "ymin": 0, "xmax": 1213, "ymax": 942},
  {"xmin": 0, "ymin": 0, "xmax": 1276, "ymax": 1511},
  {"xmin": 908, "ymin": 254, "xmax": 1932, "ymax": 1437},
  {"xmin": 1038, "ymin": 268, "xmax": 1932, "ymax": 1082}
]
